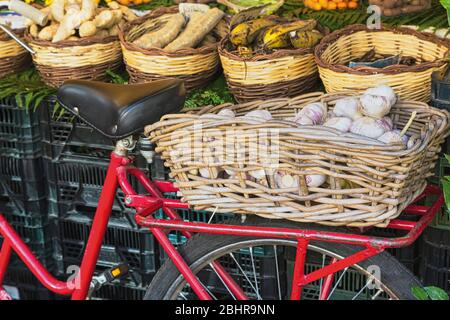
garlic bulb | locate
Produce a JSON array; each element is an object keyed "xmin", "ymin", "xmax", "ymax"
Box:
[
  {"xmin": 274, "ymin": 172, "xmax": 299, "ymax": 188},
  {"xmin": 296, "ymin": 102, "xmax": 327, "ymax": 125},
  {"xmin": 350, "ymin": 117, "xmax": 386, "ymax": 139},
  {"xmin": 305, "ymin": 174, "xmax": 327, "ymax": 187},
  {"xmin": 376, "ymin": 116, "xmax": 394, "ymax": 132},
  {"xmin": 249, "ymin": 169, "xmax": 266, "ymax": 180},
  {"xmin": 243, "ymin": 110, "xmax": 272, "ymax": 121},
  {"xmin": 293, "ymin": 115, "xmax": 314, "ymax": 126},
  {"xmin": 377, "ymin": 131, "xmax": 404, "ymax": 145},
  {"xmin": 199, "ymin": 167, "xmax": 219, "ymax": 179},
  {"xmin": 359, "ymin": 94, "xmax": 391, "ymax": 119},
  {"xmin": 365, "ymin": 85, "xmax": 397, "ymax": 107},
  {"xmin": 217, "ymin": 109, "xmax": 235, "ymax": 118},
  {"xmin": 333, "ymin": 97, "xmax": 363, "ymax": 120},
  {"xmin": 324, "ymin": 117, "xmax": 353, "ymax": 132}
]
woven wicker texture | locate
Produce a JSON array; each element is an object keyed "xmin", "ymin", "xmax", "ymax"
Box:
[
  {"xmin": 219, "ymin": 36, "xmax": 319, "ymax": 103},
  {"xmin": 315, "ymin": 24, "xmax": 450, "ymax": 102},
  {"xmin": 119, "ymin": 6, "xmax": 227, "ymax": 91},
  {"xmin": 25, "ymin": 33, "xmax": 123, "ymax": 87},
  {"xmin": 0, "ymin": 29, "xmax": 31, "ymax": 78},
  {"xmin": 146, "ymin": 92, "xmax": 450, "ymax": 227}
]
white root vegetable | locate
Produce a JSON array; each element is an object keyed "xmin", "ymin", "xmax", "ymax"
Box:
[
  {"xmin": 376, "ymin": 116, "xmax": 393, "ymax": 132},
  {"xmin": 243, "ymin": 110, "xmax": 272, "ymax": 121},
  {"xmin": 133, "ymin": 14, "xmax": 186, "ymax": 49},
  {"xmin": 108, "ymin": 1, "xmax": 137, "ymax": 21},
  {"xmin": 365, "ymin": 85, "xmax": 397, "ymax": 107},
  {"xmin": 78, "ymin": 0, "xmax": 97, "ymax": 22},
  {"xmin": 324, "ymin": 117, "xmax": 353, "ymax": 132},
  {"xmin": 52, "ymin": 6, "xmax": 81, "ymax": 42},
  {"xmin": 51, "ymin": 0, "xmax": 66, "ymax": 22},
  {"xmin": 38, "ymin": 23, "xmax": 60, "ymax": 40},
  {"xmin": 350, "ymin": 117, "xmax": 386, "ymax": 139},
  {"xmin": 296, "ymin": 102, "xmax": 327, "ymax": 125},
  {"xmin": 377, "ymin": 130, "xmax": 405, "ymax": 145},
  {"xmin": 359, "ymin": 94, "xmax": 391, "ymax": 119},
  {"xmin": 94, "ymin": 9, "xmax": 122, "ymax": 29},
  {"xmin": 79, "ymin": 20, "xmax": 96, "ymax": 37},
  {"xmin": 165, "ymin": 8, "xmax": 224, "ymax": 50},
  {"xmin": 333, "ymin": 97, "xmax": 363, "ymax": 120},
  {"xmin": 29, "ymin": 24, "xmax": 39, "ymax": 38},
  {"xmin": 217, "ymin": 109, "xmax": 235, "ymax": 118}
]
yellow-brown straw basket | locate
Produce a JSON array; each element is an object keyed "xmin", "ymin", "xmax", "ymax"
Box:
[
  {"xmin": 119, "ymin": 6, "xmax": 228, "ymax": 91},
  {"xmin": 315, "ymin": 24, "xmax": 450, "ymax": 102},
  {"xmin": 218, "ymin": 25, "xmax": 323, "ymax": 103},
  {"xmin": 24, "ymin": 32, "xmax": 123, "ymax": 88},
  {"xmin": 0, "ymin": 29, "xmax": 31, "ymax": 78},
  {"xmin": 145, "ymin": 92, "xmax": 450, "ymax": 227}
]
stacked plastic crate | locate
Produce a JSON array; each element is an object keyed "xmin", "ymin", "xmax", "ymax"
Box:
[
  {"xmin": 0, "ymin": 96, "xmax": 57, "ymax": 299},
  {"xmin": 40, "ymin": 98, "xmax": 159, "ymax": 300}
]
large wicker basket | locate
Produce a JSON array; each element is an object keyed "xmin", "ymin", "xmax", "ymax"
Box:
[
  {"xmin": 119, "ymin": 6, "xmax": 228, "ymax": 91},
  {"xmin": 219, "ymin": 28, "xmax": 321, "ymax": 103},
  {"xmin": 145, "ymin": 92, "xmax": 450, "ymax": 227},
  {"xmin": 315, "ymin": 24, "xmax": 450, "ymax": 102},
  {"xmin": 0, "ymin": 29, "xmax": 31, "ymax": 78},
  {"xmin": 25, "ymin": 33, "xmax": 123, "ymax": 87}
]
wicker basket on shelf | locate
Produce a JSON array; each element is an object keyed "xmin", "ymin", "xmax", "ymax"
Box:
[
  {"xmin": 315, "ymin": 24, "xmax": 450, "ymax": 102},
  {"xmin": 218, "ymin": 23, "xmax": 325, "ymax": 103},
  {"xmin": 0, "ymin": 29, "xmax": 31, "ymax": 78},
  {"xmin": 119, "ymin": 6, "xmax": 228, "ymax": 91},
  {"xmin": 24, "ymin": 33, "xmax": 123, "ymax": 88},
  {"xmin": 145, "ymin": 92, "xmax": 450, "ymax": 227}
]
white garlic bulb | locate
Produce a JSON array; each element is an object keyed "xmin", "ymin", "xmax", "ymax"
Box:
[
  {"xmin": 217, "ymin": 109, "xmax": 235, "ymax": 118},
  {"xmin": 274, "ymin": 172, "xmax": 299, "ymax": 188},
  {"xmin": 333, "ymin": 97, "xmax": 363, "ymax": 120},
  {"xmin": 199, "ymin": 167, "xmax": 219, "ymax": 179},
  {"xmin": 293, "ymin": 115, "xmax": 314, "ymax": 126},
  {"xmin": 296, "ymin": 102, "xmax": 327, "ymax": 125},
  {"xmin": 365, "ymin": 85, "xmax": 397, "ymax": 107},
  {"xmin": 359, "ymin": 94, "xmax": 391, "ymax": 119},
  {"xmin": 324, "ymin": 117, "xmax": 353, "ymax": 132},
  {"xmin": 376, "ymin": 116, "xmax": 394, "ymax": 132},
  {"xmin": 243, "ymin": 110, "xmax": 272, "ymax": 121},
  {"xmin": 305, "ymin": 174, "xmax": 327, "ymax": 187},
  {"xmin": 377, "ymin": 131, "xmax": 404, "ymax": 145},
  {"xmin": 249, "ymin": 169, "xmax": 266, "ymax": 180},
  {"xmin": 350, "ymin": 117, "xmax": 386, "ymax": 139}
]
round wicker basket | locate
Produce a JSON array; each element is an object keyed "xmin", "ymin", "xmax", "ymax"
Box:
[
  {"xmin": 218, "ymin": 25, "xmax": 322, "ymax": 103},
  {"xmin": 119, "ymin": 6, "xmax": 228, "ymax": 91},
  {"xmin": 315, "ymin": 24, "xmax": 450, "ymax": 102},
  {"xmin": 25, "ymin": 33, "xmax": 123, "ymax": 88},
  {"xmin": 146, "ymin": 93, "xmax": 450, "ymax": 227},
  {"xmin": 0, "ymin": 29, "xmax": 31, "ymax": 78}
]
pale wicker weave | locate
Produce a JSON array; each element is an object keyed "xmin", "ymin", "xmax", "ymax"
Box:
[
  {"xmin": 315, "ymin": 24, "xmax": 450, "ymax": 102},
  {"xmin": 0, "ymin": 29, "xmax": 31, "ymax": 78},
  {"xmin": 25, "ymin": 33, "xmax": 123, "ymax": 87},
  {"xmin": 145, "ymin": 92, "xmax": 450, "ymax": 227},
  {"xmin": 120, "ymin": 6, "xmax": 228, "ymax": 91}
]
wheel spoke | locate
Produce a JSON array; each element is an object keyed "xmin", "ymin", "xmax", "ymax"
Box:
[
  {"xmin": 273, "ymin": 245, "xmax": 282, "ymax": 300},
  {"xmin": 326, "ymin": 267, "xmax": 349, "ymax": 300},
  {"xmin": 209, "ymin": 263, "xmax": 237, "ymax": 300},
  {"xmin": 318, "ymin": 254, "xmax": 326, "ymax": 299},
  {"xmin": 228, "ymin": 252, "xmax": 262, "ymax": 300},
  {"xmin": 249, "ymin": 247, "xmax": 261, "ymax": 300}
]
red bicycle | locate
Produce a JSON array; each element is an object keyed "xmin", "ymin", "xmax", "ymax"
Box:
[{"xmin": 0, "ymin": 79, "xmax": 444, "ymax": 300}]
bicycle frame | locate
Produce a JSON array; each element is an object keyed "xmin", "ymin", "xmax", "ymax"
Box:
[{"xmin": 0, "ymin": 144, "xmax": 445, "ymax": 300}]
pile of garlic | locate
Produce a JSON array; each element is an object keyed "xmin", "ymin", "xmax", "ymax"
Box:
[{"xmin": 173, "ymin": 86, "xmax": 409, "ymax": 190}]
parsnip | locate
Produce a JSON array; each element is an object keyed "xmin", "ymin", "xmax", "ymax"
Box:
[
  {"xmin": 51, "ymin": 0, "xmax": 66, "ymax": 22},
  {"xmin": 52, "ymin": 6, "xmax": 81, "ymax": 42},
  {"xmin": 165, "ymin": 8, "xmax": 224, "ymax": 51},
  {"xmin": 134, "ymin": 14, "xmax": 186, "ymax": 49},
  {"xmin": 79, "ymin": 20, "xmax": 97, "ymax": 37},
  {"xmin": 38, "ymin": 23, "xmax": 60, "ymax": 41}
]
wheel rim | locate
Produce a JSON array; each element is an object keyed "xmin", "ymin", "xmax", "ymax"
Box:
[{"xmin": 162, "ymin": 239, "xmax": 399, "ymax": 300}]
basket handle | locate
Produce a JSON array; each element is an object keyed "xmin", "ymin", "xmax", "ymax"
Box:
[{"xmin": 0, "ymin": 24, "xmax": 35, "ymax": 54}]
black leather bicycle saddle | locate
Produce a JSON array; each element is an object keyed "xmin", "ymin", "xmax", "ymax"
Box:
[{"xmin": 57, "ymin": 79, "xmax": 186, "ymax": 139}]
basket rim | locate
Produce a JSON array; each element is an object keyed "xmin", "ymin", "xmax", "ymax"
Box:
[
  {"xmin": 119, "ymin": 5, "xmax": 223, "ymax": 58},
  {"xmin": 24, "ymin": 29, "xmax": 119, "ymax": 48},
  {"xmin": 314, "ymin": 24, "xmax": 450, "ymax": 75}
]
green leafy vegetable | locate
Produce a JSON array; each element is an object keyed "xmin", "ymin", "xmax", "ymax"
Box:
[
  {"xmin": 185, "ymin": 76, "xmax": 235, "ymax": 108},
  {"xmin": 412, "ymin": 286, "xmax": 449, "ymax": 300},
  {"xmin": 106, "ymin": 69, "xmax": 129, "ymax": 84}
]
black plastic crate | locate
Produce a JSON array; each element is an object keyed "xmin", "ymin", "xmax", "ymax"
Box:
[
  {"xmin": 3, "ymin": 267, "xmax": 54, "ymax": 300},
  {"xmin": 91, "ymin": 282, "xmax": 146, "ymax": 300},
  {"xmin": 44, "ymin": 153, "xmax": 146, "ymax": 221},
  {"xmin": 55, "ymin": 215, "xmax": 159, "ymax": 286},
  {"xmin": 419, "ymin": 228, "xmax": 450, "ymax": 294},
  {"xmin": 0, "ymin": 97, "xmax": 42, "ymax": 159}
]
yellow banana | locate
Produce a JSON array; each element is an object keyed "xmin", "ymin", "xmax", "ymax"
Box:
[
  {"xmin": 290, "ymin": 30, "xmax": 324, "ymax": 49},
  {"xmin": 263, "ymin": 19, "xmax": 317, "ymax": 49},
  {"xmin": 230, "ymin": 17, "xmax": 278, "ymax": 46}
]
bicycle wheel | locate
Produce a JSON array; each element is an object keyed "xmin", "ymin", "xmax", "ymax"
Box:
[{"xmin": 145, "ymin": 217, "xmax": 422, "ymax": 300}]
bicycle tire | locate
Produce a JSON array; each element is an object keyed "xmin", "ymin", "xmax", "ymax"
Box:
[{"xmin": 145, "ymin": 217, "xmax": 423, "ymax": 300}]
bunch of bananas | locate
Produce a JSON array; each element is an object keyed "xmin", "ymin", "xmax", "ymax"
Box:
[{"xmin": 229, "ymin": 16, "xmax": 323, "ymax": 57}]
